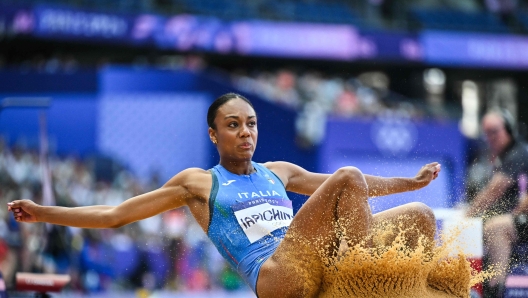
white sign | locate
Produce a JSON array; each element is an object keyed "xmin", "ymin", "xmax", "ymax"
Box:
[{"xmin": 233, "ymin": 201, "xmax": 293, "ymax": 244}]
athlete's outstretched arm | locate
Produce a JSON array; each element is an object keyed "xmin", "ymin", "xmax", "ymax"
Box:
[
  {"xmin": 265, "ymin": 161, "xmax": 440, "ymax": 197},
  {"xmin": 7, "ymin": 168, "xmax": 203, "ymax": 229},
  {"xmin": 365, "ymin": 162, "xmax": 441, "ymax": 197}
]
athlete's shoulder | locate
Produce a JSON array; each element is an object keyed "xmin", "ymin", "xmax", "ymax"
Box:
[
  {"xmin": 165, "ymin": 168, "xmax": 212, "ymax": 187},
  {"xmin": 262, "ymin": 161, "xmax": 301, "ymax": 174},
  {"xmin": 262, "ymin": 161, "xmax": 302, "ymax": 185}
]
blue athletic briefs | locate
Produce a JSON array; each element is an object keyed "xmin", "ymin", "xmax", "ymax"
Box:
[{"xmin": 207, "ymin": 162, "xmax": 292, "ymax": 293}]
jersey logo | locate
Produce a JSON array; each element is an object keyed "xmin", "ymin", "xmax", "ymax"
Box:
[
  {"xmin": 222, "ymin": 180, "xmax": 236, "ymax": 186},
  {"xmin": 264, "ymin": 173, "xmax": 275, "ymax": 184}
]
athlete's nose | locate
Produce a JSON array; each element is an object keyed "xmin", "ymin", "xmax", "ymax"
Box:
[{"xmin": 239, "ymin": 124, "xmax": 251, "ymax": 138}]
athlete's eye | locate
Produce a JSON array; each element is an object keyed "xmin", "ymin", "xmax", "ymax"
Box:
[
  {"xmin": 228, "ymin": 122, "xmax": 238, "ymax": 128},
  {"xmin": 248, "ymin": 121, "xmax": 256, "ymax": 127}
]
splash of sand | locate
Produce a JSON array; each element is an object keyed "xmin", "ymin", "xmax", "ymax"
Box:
[{"xmin": 283, "ymin": 216, "xmax": 493, "ymax": 298}]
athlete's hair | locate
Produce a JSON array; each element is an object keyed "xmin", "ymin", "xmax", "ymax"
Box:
[{"xmin": 207, "ymin": 93, "xmax": 254, "ymax": 129}]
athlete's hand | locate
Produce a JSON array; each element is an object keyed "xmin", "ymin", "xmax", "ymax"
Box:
[
  {"xmin": 7, "ymin": 200, "xmax": 40, "ymax": 223},
  {"xmin": 414, "ymin": 162, "xmax": 441, "ymax": 188}
]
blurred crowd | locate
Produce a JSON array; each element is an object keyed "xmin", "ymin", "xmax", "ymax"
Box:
[
  {"xmin": 231, "ymin": 68, "xmax": 446, "ymax": 146},
  {"xmin": 231, "ymin": 68, "xmax": 433, "ymax": 118},
  {"xmin": 0, "ymin": 138, "xmax": 246, "ymax": 293}
]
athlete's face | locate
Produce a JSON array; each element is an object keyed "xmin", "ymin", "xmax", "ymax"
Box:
[{"xmin": 209, "ymin": 98, "xmax": 258, "ymax": 161}]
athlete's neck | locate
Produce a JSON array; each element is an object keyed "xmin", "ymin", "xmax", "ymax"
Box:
[{"xmin": 219, "ymin": 160, "xmax": 255, "ymax": 175}]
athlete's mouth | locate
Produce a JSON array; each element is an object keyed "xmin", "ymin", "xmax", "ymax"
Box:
[{"xmin": 239, "ymin": 142, "xmax": 252, "ymax": 149}]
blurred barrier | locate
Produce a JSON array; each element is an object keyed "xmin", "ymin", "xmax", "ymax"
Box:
[
  {"xmin": 7, "ymin": 290, "xmax": 257, "ymax": 298},
  {"xmin": 433, "ymin": 208, "xmax": 483, "ymax": 257},
  {"xmin": 16, "ymin": 273, "xmax": 70, "ymax": 293},
  {"xmin": 505, "ymin": 274, "xmax": 528, "ymax": 297},
  {"xmin": 433, "ymin": 208, "xmax": 483, "ymax": 296}
]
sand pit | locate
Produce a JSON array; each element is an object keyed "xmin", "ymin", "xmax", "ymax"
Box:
[
  {"xmin": 281, "ymin": 218, "xmax": 485, "ymax": 298},
  {"xmin": 320, "ymin": 242, "xmax": 473, "ymax": 298}
]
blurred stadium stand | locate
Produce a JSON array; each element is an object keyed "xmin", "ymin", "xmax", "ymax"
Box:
[
  {"xmin": 515, "ymin": 12, "xmax": 528, "ymax": 32},
  {"xmin": 3, "ymin": 0, "xmax": 362, "ymax": 25},
  {"xmin": 6, "ymin": 0, "xmax": 528, "ymax": 32},
  {"xmin": 409, "ymin": 9, "xmax": 510, "ymax": 33}
]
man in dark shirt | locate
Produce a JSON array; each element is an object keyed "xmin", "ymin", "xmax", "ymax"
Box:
[{"xmin": 467, "ymin": 110, "xmax": 528, "ymax": 297}]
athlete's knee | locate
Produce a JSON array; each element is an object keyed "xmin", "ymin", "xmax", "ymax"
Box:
[
  {"xmin": 407, "ymin": 202, "xmax": 436, "ymax": 227},
  {"xmin": 333, "ymin": 167, "xmax": 366, "ymax": 189}
]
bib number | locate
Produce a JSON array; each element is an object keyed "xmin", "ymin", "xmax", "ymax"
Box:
[{"xmin": 232, "ymin": 199, "xmax": 293, "ymax": 243}]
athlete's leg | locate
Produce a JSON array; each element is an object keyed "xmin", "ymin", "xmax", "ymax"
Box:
[
  {"xmin": 257, "ymin": 166, "xmax": 370, "ymax": 298},
  {"xmin": 371, "ymin": 202, "xmax": 436, "ymax": 250}
]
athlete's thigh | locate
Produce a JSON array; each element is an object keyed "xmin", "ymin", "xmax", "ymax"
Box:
[
  {"xmin": 277, "ymin": 166, "xmax": 370, "ymax": 252},
  {"xmin": 256, "ymin": 234, "xmax": 324, "ymax": 298}
]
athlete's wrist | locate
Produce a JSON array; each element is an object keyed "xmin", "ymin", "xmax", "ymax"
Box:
[{"xmin": 410, "ymin": 177, "xmax": 428, "ymax": 190}]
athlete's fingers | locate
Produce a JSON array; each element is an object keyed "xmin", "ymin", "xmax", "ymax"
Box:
[
  {"xmin": 7, "ymin": 205, "xmax": 20, "ymax": 213},
  {"xmin": 7, "ymin": 201, "xmax": 19, "ymax": 209},
  {"xmin": 8, "ymin": 200, "xmax": 27, "ymax": 211}
]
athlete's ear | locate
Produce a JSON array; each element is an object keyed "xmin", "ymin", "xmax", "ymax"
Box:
[{"xmin": 208, "ymin": 127, "xmax": 217, "ymax": 145}]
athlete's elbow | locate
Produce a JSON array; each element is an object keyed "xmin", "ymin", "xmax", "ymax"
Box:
[
  {"xmin": 109, "ymin": 221, "xmax": 126, "ymax": 229},
  {"xmin": 101, "ymin": 210, "xmax": 128, "ymax": 229},
  {"xmin": 108, "ymin": 216, "xmax": 131, "ymax": 229}
]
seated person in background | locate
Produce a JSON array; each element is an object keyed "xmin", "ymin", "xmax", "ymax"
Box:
[{"xmin": 466, "ymin": 109, "xmax": 528, "ymax": 297}]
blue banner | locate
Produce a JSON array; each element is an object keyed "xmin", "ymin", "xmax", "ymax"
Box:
[
  {"xmin": 5, "ymin": 4, "xmax": 528, "ymax": 68},
  {"xmin": 0, "ymin": 4, "xmax": 35, "ymax": 35},
  {"xmin": 33, "ymin": 5, "xmax": 143, "ymax": 45},
  {"xmin": 320, "ymin": 117, "xmax": 467, "ymax": 211},
  {"xmin": 421, "ymin": 30, "xmax": 528, "ymax": 69},
  {"xmin": 0, "ymin": 4, "xmax": 421, "ymax": 62}
]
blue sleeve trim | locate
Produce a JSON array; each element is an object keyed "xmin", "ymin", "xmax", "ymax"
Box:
[{"xmin": 207, "ymin": 168, "xmax": 219, "ymax": 234}]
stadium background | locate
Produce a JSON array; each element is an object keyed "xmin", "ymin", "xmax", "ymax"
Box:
[{"xmin": 0, "ymin": 0, "xmax": 527, "ymax": 296}]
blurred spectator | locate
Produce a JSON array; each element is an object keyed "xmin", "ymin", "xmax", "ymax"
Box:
[
  {"xmin": 465, "ymin": 109, "xmax": 528, "ymax": 297},
  {"xmin": 184, "ymin": 55, "xmax": 207, "ymax": 72},
  {"xmin": 273, "ymin": 70, "xmax": 300, "ymax": 108},
  {"xmin": 335, "ymin": 83, "xmax": 360, "ymax": 117},
  {"xmin": 62, "ymin": 55, "xmax": 80, "ymax": 73}
]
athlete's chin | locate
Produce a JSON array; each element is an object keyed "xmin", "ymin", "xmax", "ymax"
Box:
[{"xmin": 233, "ymin": 152, "xmax": 254, "ymax": 161}]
